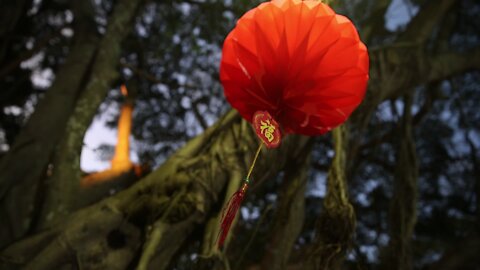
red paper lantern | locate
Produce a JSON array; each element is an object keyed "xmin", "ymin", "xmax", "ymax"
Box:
[
  {"xmin": 217, "ymin": 0, "xmax": 369, "ymax": 248},
  {"xmin": 220, "ymin": 0, "xmax": 369, "ymax": 136}
]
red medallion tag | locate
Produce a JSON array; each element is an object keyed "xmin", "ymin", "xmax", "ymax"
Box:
[{"xmin": 253, "ymin": 111, "xmax": 281, "ymax": 148}]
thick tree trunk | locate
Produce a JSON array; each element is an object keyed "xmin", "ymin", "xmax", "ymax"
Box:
[
  {"xmin": 0, "ymin": 1, "xmax": 99, "ymax": 247},
  {"xmin": 38, "ymin": 0, "xmax": 144, "ymax": 229},
  {"xmin": 0, "ymin": 111, "xmax": 312, "ymax": 270},
  {"xmin": 1, "ymin": 0, "xmax": 479, "ymax": 268}
]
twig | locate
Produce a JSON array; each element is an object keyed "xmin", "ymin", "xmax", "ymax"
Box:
[
  {"xmin": 0, "ymin": 30, "xmax": 62, "ymax": 79},
  {"xmin": 120, "ymin": 61, "xmax": 196, "ymax": 89}
]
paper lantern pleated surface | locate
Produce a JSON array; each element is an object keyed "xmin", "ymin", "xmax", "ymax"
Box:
[{"xmin": 220, "ymin": 0, "xmax": 369, "ymax": 136}]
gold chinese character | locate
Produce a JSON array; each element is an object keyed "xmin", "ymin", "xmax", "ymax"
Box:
[{"xmin": 260, "ymin": 120, "xmax": 275, "ymax": 142}]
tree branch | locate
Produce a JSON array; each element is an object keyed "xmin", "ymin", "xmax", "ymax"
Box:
[
  {"xmin": 136, "ymin": 188, "xmax": 186, "ymax": 270},
  {"xmin": 1, "ymin": 110, "xmax": 313, "ymax": 270},
  {"xmin": 0, "ymin": 0, "xmax": 100, "ymax": 247},
  {"xmin": 360, "ymin": 0, "xmax": 393, "ymax": 43},
  {"xmin": 0, "ymin": 30, "xmax": 62, "ymax": 79},
  {"xmin": 428, "ymin": 49, "xmax": 480, "ymax": 82},
  {"xmin": 38, "ymin": 0, "xmax": 145, "ymax": 228},
  {"xmin": 399, "ymin": 0, "xmax": 457, "ymax": 43}
]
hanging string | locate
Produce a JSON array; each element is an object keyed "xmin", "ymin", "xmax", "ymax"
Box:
[
  {"xmin": 246, "ymin": 143, "xmax": 263, "ymax": 179},
  {"xmin": 217, "ymin": 143, "xmax": 263, "ymax": 248}
]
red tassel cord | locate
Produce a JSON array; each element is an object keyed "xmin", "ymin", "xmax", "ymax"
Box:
[
  {"xmin": 217, "ymin": 180, "xmax": 248, "ymax": 248},
  {"xmin": 217, "ymin": 143, "xmax": 263, "ymax": 248}
]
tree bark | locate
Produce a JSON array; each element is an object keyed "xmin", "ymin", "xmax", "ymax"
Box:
[
  {"xmin": 360, "ymin": 0, "xmax": 392, "ymax": 43},
  {"xmin": 0, "ymin": 111, "xmax": 312, "ymax": 270},
  {"xmin": 1, "ymin": 0, "xmax": 478, "ymax": 268},
  {"xmin": 348, "ymin": 0, "xmax": 466, "ymax": 169},
  {"xmin": 397, "ymin": 0, "xmax": 457, "ymax": 44},
  {"xmin": 0, "ymin": 1, "xmax": 99, "ymax": 248},
  {"xmin": 38, "ymin": 0, "xmax": 145, "ymax": 229}
]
